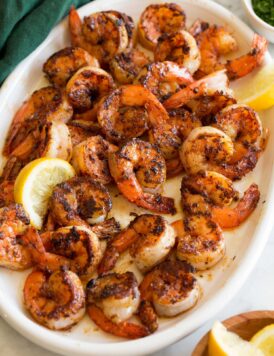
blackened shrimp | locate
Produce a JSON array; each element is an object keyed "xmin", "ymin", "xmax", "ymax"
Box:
[
  {"xmin": 87, "ymin": 272, "xmax": 149, "ymax": 339},
  {"xmin": 108, "ymin": 139, "xmax": 176, "ymax": 214},
  {"xmin": 136, "ymin": 61, "xmax": 193, "ymax": 102},
  {"xmin": 71, "ymin": 135, "xmax": 118, "ymax": 184},
  {"xmin": 110, "ymin": 48, "xmax": 150, "ymax": 84},
  {"xmin": 154, "ymin": 31, "xmax": 201, "ymax": 74},
  {"xmin": 98, "ymin": 214, "xmax": 176, "ymax": 274},
  {"xmin": 67, "ymin": 120, "xmax": 101, "ymax": 147},
  {"xmin": 138, "ymin": 3, "xmax": 186, "ymax": 50},
  {"xmin": 172, "ymin": 216, "xmax": 225, "ymax": 270},
  {"xmin": 139, "ymin": 260, "xmax": 199, "ymax": 332},
  {"xmin": 43, "ymin": 46, "xmax": 99, "ymax": 87},
  {"xmin": 0, "ymin": 204, "xmax": 32, "ymax": 270},
  {"xmin": 97, "ymin": 85, "xmax": 169, "ymax": 143},
  {"xmin": 24, "ymin": 269, "xmax": 85, "ymax": 330},
  {"xmin": 49, "ymin": 176, "xmax": 112, "ymax": 226},
  {"xmin": 66, "ymin": 66, "xmax": 115, "ymax": 112},
  {"xmin": 0, "ymin": 181, "xmax": 15, "ymax": 207},
  {"xmin": 69, "ymin": 7, "xmax": 128, "ymax": 66}
]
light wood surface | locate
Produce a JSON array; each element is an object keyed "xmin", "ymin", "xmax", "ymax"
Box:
[{"xmin": 192, "ymin": 310, "xmax": 274, "ymax": 356}]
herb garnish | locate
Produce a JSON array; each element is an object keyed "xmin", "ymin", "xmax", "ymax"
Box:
[{"xmin": 252, "ymin": 0, "xmax": 274, "ymax": 26}]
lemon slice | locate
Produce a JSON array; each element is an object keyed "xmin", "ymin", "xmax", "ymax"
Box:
[
  {"xmin": 233, "ymin": 62, "xmax": 274, "ymax": 111},
  {"xmin": 14, "ymin": 158, "xmax": 75, "ymax": 229},
  {"xmin": 208, "ymin": 321, "xmax": 264, "ymax": 356},
  {"xmin": 251, "ymin": 323, "xmax": 274, "ymax": 355}
]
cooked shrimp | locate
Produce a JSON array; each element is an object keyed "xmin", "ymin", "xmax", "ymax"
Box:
[
  {"xmin": 136, "ymin": 61, "xmax": 193, "ymax": 102},
  {"xmin": 163, "ymin": 70, "xmax": 233, "ymax": 109},
  {"xmin": 69, "ymin": 7, "xmax": 128, "ymax": 65},
  {"xmin": 0, "ymin": 181, "xmax": 14, "ymax": 207},
  {"xmin": 98, "ymin": 214, "xmax": 176, "ymax": 274},
  {"xmin": 24, "ymin": 269, "xmax": 85, "ymax": 330},
  {"xmin": 87, "ymin": 272, "xmax": 149, "ymax": 339},
  {"xmin": 67, "ymin": 119, "xmax": 101, "ymax": 146},
  {"xmin": 4, "ymin": 86, "xmax": 73, "ymax": 155},
  {"xmin": 97, "ymin": 85, "xmax": 169, "ymax": 143},
  {"xmin": 49, "ymin": 176, "xmax": 112, "ymax": 226},
  {"xmin": 154, "ymin": 31, "xmax": 201, "ymax": 74},
  {"xmin": 108, "ymin": 139, "xmax": 176, "ymax": 214},
  {"xmin": 139, "ymin": 260, "xmax": 199, "ymax": 332},
  {"xmin": 110, "ymin": 48, "xmax": 150, "ymax": 84},
  {"xmin": 24, "ymin": 225, "xmax": 101, "ymax": 275},
  {"xmin": 172, "ymin": 216, "xmax": 225, "ymax": 270},
  {"xmin": 71, "ymin": 135, "xmax": 118, "ymax": 184},
  {"xmin": 138, "ymin": 3, "xmax": 186, "ymax": 50},
  {"xmin": 180, "ymin": 126, "xmax": 260, "ymax": 180},
  {"xmin": 0, "ymin": 156, "xmax": 24, "ymax": 182},
  {"xmin": 66, "ymin": 66, "xmax": 115, "ymax": 112},
  {"xmin": 168, "ymin": 108, "xmax": 201, "ymax": 141},
  {"xmin": 43, "ymin": 46, "xmax": 99, "ymax": 87},
  {"xmin": 0, "ymin": 204, "xmax": 33, "ymax": 270}
]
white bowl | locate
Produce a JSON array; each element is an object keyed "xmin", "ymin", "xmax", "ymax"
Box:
[{"xmin": 242, "ymin": 0, "xmax": 274, "ymax": 43}]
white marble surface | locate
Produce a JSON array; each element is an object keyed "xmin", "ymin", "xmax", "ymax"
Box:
[{"xmin": 1, "ymin": 1, "xmax": 274, "ymax": 356}]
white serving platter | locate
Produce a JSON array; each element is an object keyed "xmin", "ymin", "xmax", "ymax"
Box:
[{"xmin": 0, "ymin": 0, "xmax": 273, "ymax": 355}]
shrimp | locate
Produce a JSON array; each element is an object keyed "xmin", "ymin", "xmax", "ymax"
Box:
[
  {"xmin": 139, "ymin": 260, "xmax": 199, "ymax": 332},
  {"xmin": 67, "ymin": 120, "xmax": 101, "ymax": 146},
  {"xmin": 69, "ymin": 7, "xmax": 128, "ymax": 66},
  {"xmin": 163, "ymin": 70, "xmax": 233, "ymax": 109},
  {"xmin": 87, "ymin": 272, "xmax": 149, "ymax": 339},
  {"xmin": 172, "ymin": 216, "xmax": 225, "ymax": 270},
  {"xmin": 110, "ymin": 48, "xmax": 150, "ymax": 84},
  {"xmin": 0, "ymin": 180, "xmax": 15, "ymax": 207},
  {"xmin": 4, "ymin": 86, "xmax": 73, "ymax": 156},
  {"xmin": 66, "ymin": 66, "xmax": 115, "ymax": 112},
  {"xmin": 24, "ymin": 226, "xmax": 101, "ymax": 275},
  {"xmin": 97, "ymin": 85, "xmax": 169, "ymax": 143},
  {"xmin": 0, "ymin": 156, "xmax": 24, "ymax": 182},
  {"xmin": 0, "ymin": 204, "xmax": 33, "ymax": 270},
  {"xmin": 43, "ymin": 46, "xmax": 99, "ymax": 87},
  {"xmin": 24, "ymin": 269, "xmax": 85, "ymax": 330},
  {"xmin": 108, "ymin": 139, "xmax": 176, "ymax": 214},
  {"xmin": 98, "ymin": 214, "xmax": 176, "ymax": 274},
  {"xmin": 154, "ymin": 31, "xmax": 201, "ymax": 74},
  {"xmin": 180, "ymin": 126, "xmax": 259, "ymax": 180},
  {"xmin": 136, "ymin": 61, "xmax": 193, "ymax": 102},
  {"xmin": 168, "ymin": 108, "xmax": 201, "ymax": 141},
  {"xmin": 49, "ymin": 176, "xmax": 112, "ymax": 226},
  {"xmin": 138, "ymin": 3, "xmax": 186, "ymax": 50},
  {"xmin": 71, "ymin": 135, "xmax": 118, "ymax": 184}
]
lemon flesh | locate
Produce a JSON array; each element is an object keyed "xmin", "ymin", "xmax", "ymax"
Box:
[
  {"xmin": 14, "ymin": 158, "xmax": 75, "ymax": 229},
  {"xmin": 208, "ymin": 321, "xmax": 264, "ymax": 356},
  {"xmin": 233, "ymin": 63, "xmax": 274, "ymax": 111},
  {"xmin": 251, "ymin": 323, "xmax": 274, "ymax": 355}
]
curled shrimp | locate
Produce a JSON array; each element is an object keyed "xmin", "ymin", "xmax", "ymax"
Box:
[
  {"xmin": 49, "ymin": 176, "xmax": 112, "ymax": 226},
  {"xmin": 0, "ymin": 204, "xmax": 33, "ymax": 270},
  {"xmin": 4, "ymin": 86, "xmax": 73, "ymax": 156},
  {"xmin": 136, "ymin": 61, "xmax": 193, "ymax": 102},
  {"xmin": 0, "ymin": 181, "xmax": 15, "ymax": 207},
  {"xmin": 154, "ymin": 31, "xmax": 201, "ymax": 74},
  {"xmin": 108, "ymin": 139, "xmax": 176, "ymax": 214},
  {"xmin": 98, "ymin": 214, "xmax": 176, "ymax": 274},
  {"xmin": 172, "ymin": 216, "xmax": 225, "ymax": 270},
  {"xmin": 110, "ymin": 48, "xmax": 150, "ymax": 84},
  {"xmin": 97, "ymin": 85, "xmax": 169, "ymax": 143},
  {"xmin": 139, "ymin": 260, "xmax": 199, "ymax": 332},
  {"xmin": 67, "ymin": 120, "xmax": 101, "ymax": 147},
  {"xmin": 87, "ymin": 272, "xmax": 149, "ymax": 339},
  {"xmin": 138, "ymin": 3, "xmax": 186, "ymax": 50},
  {"xmin": 24, "ymin": 269, "xmax": 85, "ymax": 330},
  {"xmin": 71, "ymin": 135, "xmax": 118, "ymax": 184},
  {"xmin": 43, "ymin": 46, "xmax": 99, "ymax": 87},
  {"xmin": 24, "ymin": 225, "xmax": 101, "ymax": 275},
  {"xmin": 66, "ymin": 66, "xmax": 115, "ymax": 112},
  {"xmin": 69, "ymin": 7, "xmax": 128, "ymax": 66}
]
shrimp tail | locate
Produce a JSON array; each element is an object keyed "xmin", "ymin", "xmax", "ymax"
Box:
[
  {"xmin": 91, "ymin": 218, "xmax": 121, "ymax": 240},
  {"xmin": 87, "ymin": 304, "xmax": 150, "ymax": 339},
  {"xmin": 140, "ymin": 193, "xmax": 176, "ymax": 215},
  {"xmin": 69, "ymin": 6, "xmax": 83, "ymax": 47},
  {"xmin": 138, "ymin": 300, "xmax": 158, "ymax": 333},
  {"xmin": 97, "ymin": 246, "xmax": 120, "ymax": 275},
  {"xmin": 211, "ymin": 183, "xmax": 260, "ymax": 229}
]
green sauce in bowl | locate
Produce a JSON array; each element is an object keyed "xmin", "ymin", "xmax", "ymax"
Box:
[{"xmin": 252, "ymin": 0, "xmax": 274, "ymax": 26}]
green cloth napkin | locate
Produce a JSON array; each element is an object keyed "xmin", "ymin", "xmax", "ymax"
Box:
[{"xmin": 0, "ymin": 0, "xmax": 92, "ymax": 84}]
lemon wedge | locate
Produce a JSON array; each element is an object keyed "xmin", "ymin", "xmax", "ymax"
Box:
[
  {"xmin": 251, "ymin": 323, "xmax": 274, "ymax": 355},
  {"xmin": 208, "ymin": 321, "xmax": 264, "ymax": 356},
  {"xmin": 233, "ymin": 62, "xmax": 274, "ymax": 111},
  {"xmin": 14, "ymin": 158, "xmax": 75, "ymax": 229}
]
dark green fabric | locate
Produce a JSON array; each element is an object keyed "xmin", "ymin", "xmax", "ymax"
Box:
[{"xmin": 0, "ymin": 0, "xmax": 92, "ymax": 83}]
